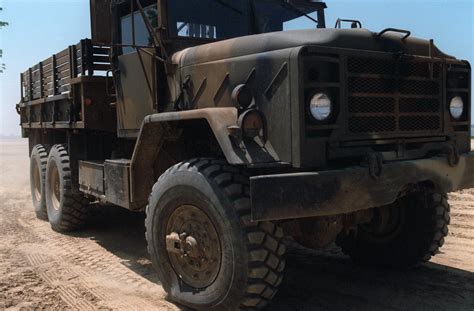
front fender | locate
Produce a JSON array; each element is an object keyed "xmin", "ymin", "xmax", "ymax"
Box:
[{"xmin": 129, "ymin": 107, "xmax": 281, "ymax": 204}]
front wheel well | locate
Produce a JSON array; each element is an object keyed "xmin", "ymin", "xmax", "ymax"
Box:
[{"xmin": 152, "ymin": 119, "xmax": 225, "ymax": 182}]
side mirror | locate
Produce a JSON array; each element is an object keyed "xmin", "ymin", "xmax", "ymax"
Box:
[{"xmin": 90, "ymin": 0, "xmax": 113, "ymax": 45}]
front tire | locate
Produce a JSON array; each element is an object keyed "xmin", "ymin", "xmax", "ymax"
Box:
[
  {"xmin": 45, "ymin": 144, "xmax": 90, "ymax": 232},
  {"xmin": 30, "ymin": 144, "xmax": 49, "ymax": 220},
  {"xmin": 337, "ymin": 190, "xmax": 450, "ymax": 268},
  {"xmin": 145, "ymin": 159, "xmax": 286, "ymax": 310}
]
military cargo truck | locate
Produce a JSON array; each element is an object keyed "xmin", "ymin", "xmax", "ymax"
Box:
[{"xmin": 18, "ymin": 0, "xmax": 473, "ymax": 309}]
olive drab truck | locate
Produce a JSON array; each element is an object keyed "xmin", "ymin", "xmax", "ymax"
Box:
[{"xmin": 17, "ymin": 0, "xmax": 473, "ymax": 309}]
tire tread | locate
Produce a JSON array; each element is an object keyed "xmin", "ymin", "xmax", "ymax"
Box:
[
  {"xmin": 338, "ymin": 191, "xmax": 450, "ymax": 268},
  {"xmin": 145, "ymin": 158, "xmax": 285, "ymax": 310},
  {"xmin": 47, "ymin": 144, "xmax": 90, "ymax": 232},
  {"xmin": 31, "ymin": 144, "xmax": 49, "ymax": 220}
]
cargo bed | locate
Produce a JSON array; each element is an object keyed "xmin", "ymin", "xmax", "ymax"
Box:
[{"xmin": 17, "ymin": 39, "xmax": 116, "ymax": 133}]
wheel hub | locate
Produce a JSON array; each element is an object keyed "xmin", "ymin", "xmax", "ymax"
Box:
[
  {"xmin": 50, "ymin": 164, "xmax": 61, "ymax": 211},
  {"xmin": 32, "ymin": 161, "xmax": 41, "ymax": 202},
  {"xmin": 363, "ymin": 200, "xmax": 405, "ymax": 242},
  {"xmin": 165, "ymin": 205, "xmax": 221, "ymax": 288}
]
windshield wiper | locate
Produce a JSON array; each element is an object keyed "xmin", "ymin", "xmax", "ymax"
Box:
[
  {"xmin": 213, "ymin": 0, "xmax": 243, "ymax": 14},
  {"xmin": 279, "ymin": 0, "xmax": 319, "ymax": 25}
]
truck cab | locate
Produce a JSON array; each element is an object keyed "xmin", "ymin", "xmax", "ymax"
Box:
[{"xmin": 94, "ymin": 0, "xmax": 328, "ymax": 136}]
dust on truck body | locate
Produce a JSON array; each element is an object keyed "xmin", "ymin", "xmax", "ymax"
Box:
[{"xmin": 17, "ymin": 0, "xmax": 473, "ymax": 309}]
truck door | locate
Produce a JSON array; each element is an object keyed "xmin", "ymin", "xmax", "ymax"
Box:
[{"xmin": 115, "ymin": 4, "xmax": 159, "ymax": 137}]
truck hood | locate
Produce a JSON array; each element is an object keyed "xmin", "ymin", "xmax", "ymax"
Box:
[{"xmin": 173, "ymin": 28, "xmax": 453, "ymax": 67}]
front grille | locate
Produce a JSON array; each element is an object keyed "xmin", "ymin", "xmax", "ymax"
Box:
[
  {"xmin": 349, "ymin": 97, "xmax": 395, "ymax": 113},
  {"xmin": 349, "ymin": 78, "xmax": 440, "ymax": 95},
  {"xmin": 399, "ymin": 116, "xmax": 440, "ymax": 131},
  {"xmin": 349, "ymin": 116, "xmax": 396, "ymax": 133},
  {"xmin": 399, "ymin": 98, "xmax": 440, "ymax": 113},
  {"xmin": 348, "ymin": 56, "xmax": 441, "ymax": 78},
  {"xmin": 347, "ymin": 56, "xmax": 442, "ymax": 135}
]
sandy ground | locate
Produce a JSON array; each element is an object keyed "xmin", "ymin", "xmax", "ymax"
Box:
[{"xmin": 0, "ymin": 139, "xmax": 473, "ymax": 310}]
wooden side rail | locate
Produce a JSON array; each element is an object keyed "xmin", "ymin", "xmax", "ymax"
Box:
[{"xmin": 20, "ymin": 39, "xmax": 111, "ymax": 103}]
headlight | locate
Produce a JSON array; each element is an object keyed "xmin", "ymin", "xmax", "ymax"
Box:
[
  {"xmin": 238, "ymin": 109, "xmax": 266, "ymax": 139},
  {"xmin": 309, "ymin": 93, "xmax": 332, "ymax": 121},
  {"xmin": 449, "ymin": 96, "xmax": 464, "ymax": 119}
]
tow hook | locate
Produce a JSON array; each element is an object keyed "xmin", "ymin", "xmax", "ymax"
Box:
[
  {"xmin": 442, "ymin": 145, "xmax": 460, "ymax": 167},
  {"xmin": 367, "ymin": 153, "xmax": 384, "ymax": 179},
  {"xmin": 165, "ymin": 232, "xmax": 201, "ymax": 258}
]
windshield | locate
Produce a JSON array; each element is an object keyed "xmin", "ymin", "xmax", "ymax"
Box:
[
  {"xmin": 167, "ymin": 0, "xmax": 250, "ymax": 39},
  {"xmin": 167, "ymin": 0, "xmax": 323, "ymax": 40},
  {"xmin": 253, "ymin": 0, "xmax": 319, "ymax": 33}
]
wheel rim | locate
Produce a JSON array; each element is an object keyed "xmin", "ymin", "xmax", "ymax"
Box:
[
  {"xmin": 166, "ymin": 205, "xmax": 222, "ymax": 288},
  {"xmin": 32, "ymin": 160, "xmax": 41, "ymax": 202},
  {"xmin": 50, "ymin": 163, "xmax": 61, "ymax": 211},
  {"xmin": 362, "ymin": 200, "xmax": 405, "ymax": 242}
]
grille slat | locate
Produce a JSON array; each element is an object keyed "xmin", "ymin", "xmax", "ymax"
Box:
[
  {"xmin": 348, "ymin": 57, "xmax": 441, "ymax": 78},
  {"xmin": 399, "ymin": 116, "xmax": 440, "ymax": 131},
  {"xmin": 347, "ymin": 57, "xmax": 442, "ymax": 134},
  {"xmin": 349, "ymin": 116, "xmax": 396, "ymax": 133},
  {"xmin": 349, "ymin": 97, "xmax": 395, "ymax": 113},
  {"xmin": 399, "ymin": 80, "xmax": 439, "ymax": 95},
  {"xmin": 399, "ymin": 98, "xmax": 440, "ymax": 113}
]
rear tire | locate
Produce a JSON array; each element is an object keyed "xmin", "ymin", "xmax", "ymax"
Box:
[
  {"xmin": 30, "ymin": 144, "xmax": 49, "ymax": 220},
  {"xmin": 337, "ymin": 190, "xmax": 450, "ymax": 268},
  {"xmin": 45, "ymin": 144, "xmax": 90, "ymax": 232},
  {"xmin": 145, "ymin": 158, "xmax": 286, "ymax": 310}
]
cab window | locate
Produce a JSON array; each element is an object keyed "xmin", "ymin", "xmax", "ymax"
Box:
[{"xmin": 120, "ymin": 4, "xmax": 158, "ymax": 54}]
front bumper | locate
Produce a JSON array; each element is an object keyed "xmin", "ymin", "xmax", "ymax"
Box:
[{"xmin": 250, "ymin": 152, "xmax": 474, "ymax": 221}]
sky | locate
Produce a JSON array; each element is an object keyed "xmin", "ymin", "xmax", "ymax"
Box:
[{"xmin": 0, "ymin": 0, "xmax": 473, "ymax": 136}]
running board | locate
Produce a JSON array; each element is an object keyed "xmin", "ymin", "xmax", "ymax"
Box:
[{"xmin": 79, "ymin": 159, "xmax": 145, "ymax": 211}]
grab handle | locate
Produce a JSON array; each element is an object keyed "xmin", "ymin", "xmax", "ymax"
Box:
[
  {"xmin": 335, "ymin": 18, "xmax": 362, "ymax": 29},
  {"xmin": 376, "ymin": 28, "xmax": 411, "ymax": 41}
]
